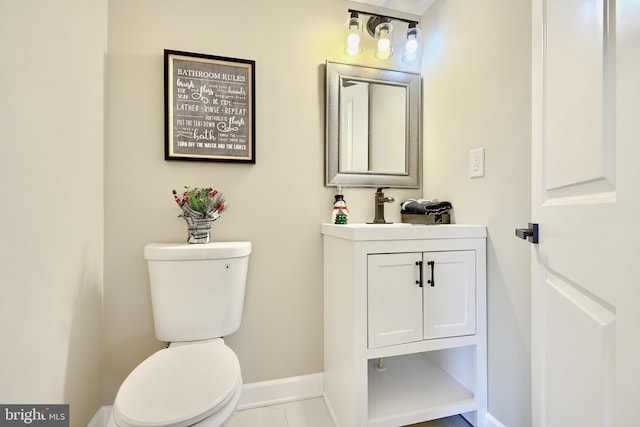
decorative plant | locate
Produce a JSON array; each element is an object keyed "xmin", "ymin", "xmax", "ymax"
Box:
[{"xmin": 172, "ymin": 186, "xmax": 226, "ymax": 219}]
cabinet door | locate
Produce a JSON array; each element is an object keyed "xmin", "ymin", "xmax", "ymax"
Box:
[
  {"xmin": 368, "ymin": 253, "xmax": 423, "ymax": 348},
  {"xmin": 423, "ymin": 250, "xmax": 476, "ymax": 339}
]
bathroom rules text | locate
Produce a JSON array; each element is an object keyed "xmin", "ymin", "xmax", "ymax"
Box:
[{"xmin": 165, "ymin": 50, "xmax": 255, "ymax": 162}]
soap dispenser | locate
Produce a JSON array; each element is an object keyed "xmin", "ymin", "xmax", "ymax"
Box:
[{"xmin": 332, "ymin": 186, "xmax": 349, "ymax": 224}]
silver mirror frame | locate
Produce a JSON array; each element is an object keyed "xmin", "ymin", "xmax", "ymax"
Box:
[{"xmin": 325, "ymin": 61, "xmax": 421, "ymax": 188}]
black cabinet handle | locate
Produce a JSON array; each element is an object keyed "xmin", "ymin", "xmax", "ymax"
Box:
[
  {"xmin": 427, "ymin": 260, "xmax": 435, "ymax": 287},
  {"xmin": 415, "ymin": 260, "xmax": 423, "ymax": 287}
]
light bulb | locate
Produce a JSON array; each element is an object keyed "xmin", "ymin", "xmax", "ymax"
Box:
[
  {"xmin": 406, "ymin": 38, "xmax": 418, "ymax": 53},
  {"xmin": 374, "ymin": 22, "xmax": 393, "ymax": 60},
  {"xmin": 378, "ymin": 39, "xmax": 390, "ymax": 51},
  {"xmin": 344, "ymin": 14, "xmax": 362, "ymax": 56},
  {"xmin": 346, "ymin": 32, "xmax": 361, "ymax": 56},
  {"xmin": 403, "ymin": 25, "xmax": 420, "ymax": 62}
]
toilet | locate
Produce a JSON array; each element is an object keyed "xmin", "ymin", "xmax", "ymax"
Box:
[{"xmin": 107, "ymin": 241, "xmax": 252, "ymax": 427}]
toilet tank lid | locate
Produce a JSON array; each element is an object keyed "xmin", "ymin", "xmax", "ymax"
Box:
[{"xmin": 144, "ymin": 242, "xmax": 251, "ymax": 260}]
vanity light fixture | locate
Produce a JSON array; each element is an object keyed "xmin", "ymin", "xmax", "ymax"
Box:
[
  {"xmin": 344, "ymin": 11, "xmax": 363, "ymax": 56},
  {"xmin": 373, "ymin": 18, "xmax": 393, "ymax": 60},
  {"xmin": 403, "ymin": 22, "xmax": 421, "ymax": 62},
  {"xmin": 345, "ymin": 9, "xmax": 420, "ymax": 61}
]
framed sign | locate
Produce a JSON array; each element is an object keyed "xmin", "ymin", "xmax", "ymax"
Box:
[{"xmin": 164, "ymin": 50, "xmax": 255, "ymax": 163}]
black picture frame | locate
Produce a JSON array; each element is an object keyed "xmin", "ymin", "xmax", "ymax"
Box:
[{"xmin": 164, "ymin": 49, "xmax": 255, "ymax": 163}]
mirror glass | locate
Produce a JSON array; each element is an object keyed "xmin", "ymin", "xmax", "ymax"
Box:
[
  {"xmin": 340, "ymin": 80, "xmax": 406, "ymax": 173},
  {"xmin": 326, "ymin": 61, "xmax": 421, "ymax": 188}
]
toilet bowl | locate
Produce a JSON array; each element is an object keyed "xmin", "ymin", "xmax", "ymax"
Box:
[
  {"xmin": 108, "ymin": 242, "xmax": 251, "ymax": 427},
  {"xmin": 107, "ymin": 339, "xmax": 241, "ymax": 427}
]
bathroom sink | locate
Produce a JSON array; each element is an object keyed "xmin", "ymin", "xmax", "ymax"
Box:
[{"xmin": 321, "ymin": 223, "xmax": 486, "ymax": 241}]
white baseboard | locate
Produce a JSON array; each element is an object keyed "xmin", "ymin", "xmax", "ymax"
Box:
[
  {"xmin": 236, "ymin": 372, "xmax": 324, "ymax": 410},
  {"xmin": 88, "ymin": 373, "xmax": 324, "ymax": 425},
  {"xmin": 485, "ymin": 412, "xmax": 507, "ymax": 427}
]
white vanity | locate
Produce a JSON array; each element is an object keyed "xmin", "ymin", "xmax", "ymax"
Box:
[{"xmin": 322, "ymin": 224, "xmax": 487, "ymax": 427}]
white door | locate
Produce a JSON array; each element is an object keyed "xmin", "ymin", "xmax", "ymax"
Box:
[
  {"xmin": 530, "ymin": 1, "xmax": 640, "ymax": 426},
  {"xmin": 341, "ymin": 82, "xmax": 369, "ymax": 171}
]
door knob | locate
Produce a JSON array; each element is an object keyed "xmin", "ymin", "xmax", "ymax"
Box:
[{"xmin": 515, "ymin": 223, "xmax": 539, "ymax": 244}]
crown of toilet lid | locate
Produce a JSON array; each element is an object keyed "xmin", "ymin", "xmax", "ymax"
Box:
[
  {"xmin": 144, "ymin": 242, "xmax": 251, "ymax": 261},
  {"xmin": 113, "ymin": 340, "xmax": 241, "ymax": 427}
]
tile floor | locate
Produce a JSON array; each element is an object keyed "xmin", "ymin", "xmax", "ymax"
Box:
[
  {"xmin": 227, "ymin": 398, "xmax": 333, "ymax": 427},
  {"xmin": 227, "ymin": 397, "xmax": 472, "ymax": 427}
]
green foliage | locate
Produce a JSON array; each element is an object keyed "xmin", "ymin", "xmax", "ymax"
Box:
[{"xmin": 172, "ymin": 186, "xmax": 226, "ymax": 215}]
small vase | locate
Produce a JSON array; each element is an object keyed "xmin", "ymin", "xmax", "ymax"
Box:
[
  {"xmin": 179, "ymin": 204, "xmax": 220, "ymax": 244},
  {"xmin": 185, "ymin": 217, "xmax": 216, "ymax": 244}
]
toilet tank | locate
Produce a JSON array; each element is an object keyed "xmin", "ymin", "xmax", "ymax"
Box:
[{"xmin": 144, "ymin": 242, "xmax": 251, "ymax": 342}]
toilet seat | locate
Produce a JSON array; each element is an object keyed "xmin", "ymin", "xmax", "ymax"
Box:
[{"xmin": 112, "ymin": 339, "xmax": 241, "ymax": 427}]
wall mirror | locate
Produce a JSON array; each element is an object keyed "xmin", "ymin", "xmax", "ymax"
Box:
[{"xmin": 325, "ymin": 61, "xmax": 421, "ymax": 188}]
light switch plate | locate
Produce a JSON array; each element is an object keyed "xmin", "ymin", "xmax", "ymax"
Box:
[{"xmin": 469, "ymin": 148, "xmax": 485, "ymax": 178}]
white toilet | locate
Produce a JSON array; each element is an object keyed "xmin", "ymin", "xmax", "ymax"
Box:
[{"xmin": 107, "ymin": 241, "xmax": 251, "ymax": 427}]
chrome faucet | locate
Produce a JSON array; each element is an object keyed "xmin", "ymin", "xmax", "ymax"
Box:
[{"xmin": 372, "ymin": 187, "xmax": 395, "ymax": 224}]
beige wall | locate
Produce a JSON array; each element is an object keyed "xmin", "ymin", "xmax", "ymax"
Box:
[
  {"xmin": 103, "ymin": 0, "xmax": 422, "ymax": 403},
  {"xmin": 0, "ymin": 1, "xmax": 107, "ymax": 426},
  {"xmin": 422, "ymin": 1, "xmax": 532, "ymax": 426}
]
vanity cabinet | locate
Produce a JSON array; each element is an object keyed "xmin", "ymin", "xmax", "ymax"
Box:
[
  {"xmin": 368, "ymin": 250, "xmax": 475, "ymax": 348},
  {"xmin": 322, "ymin": 224, "xmax": 487, "ymax": 427}
]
